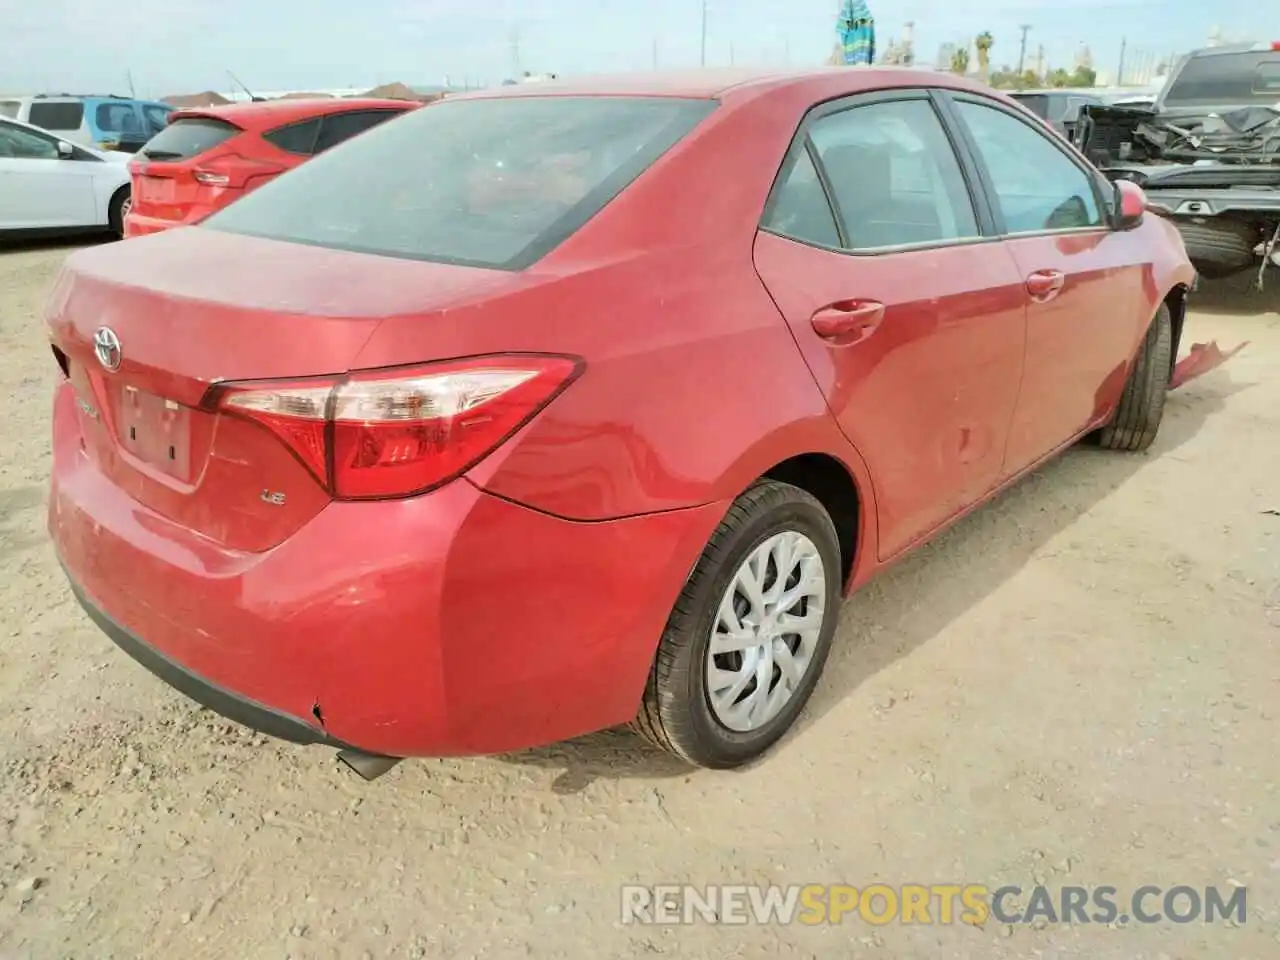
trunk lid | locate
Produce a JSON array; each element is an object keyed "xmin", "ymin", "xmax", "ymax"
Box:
[
  {"xmin": 47, "ymin": 228, "xmax": 518, "ymax": 552},
  {"xmin": 131, "ymin": 162, "xmax": 236, "ymax": 224},
  {"xmin": 129, "ymin": 115, "xmax": 277, "ymax": 224}
]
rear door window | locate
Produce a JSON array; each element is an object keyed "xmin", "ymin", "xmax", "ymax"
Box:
[
  {"xmin": 806, "ymin": 98, "xmax": 980, "ymax": 250},
  {"xmin": 96, "ymin": 102, "xmax": 143, "ymax": 135},
  {"xmin": 313, "ymin": 109, "xmax": 404, "ymax": 153},
  {"xmin": 27, "ymin": 101, "xmax": 84, "ymax": 132},
  {"xmin": 203, "ymin": 95, "xmax": 716, "ymax": 270},
  {"xmin": 143, "ymin": 105, "xmax": 172, "ymax": 135},
  {"xmin": 761, "ymin": 148, "xmax": 841, "ymax": 248},
  {"xmin": 1163, "ymin": 51, "xmax": 1280, "ymax": 106},
  {"xmin": 262, "ymin": 117, "xmax": 322, "ymax": 155},
  {"xmin": 139, "ymin": 117, "xmax": 240, "ymax": 161}
]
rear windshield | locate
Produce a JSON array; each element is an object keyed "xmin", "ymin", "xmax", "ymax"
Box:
[
  {"xmin": 139, "ymin": 117, "xmax": 240, "ymax": 161},
  {"xmin": 201, "ymin": 95, "xmax": 717, "ymax": 270},
  {"xmin": 1012, "ymin": 95, "xmax": 1050, "ymax": 120},
  {"xmin": 1013, "ymin": 94, "xmax": 1097, "ymax": 123},
  {"xmin": 1163, "ymin": 51, "xmax": 1280, "ymax": 106}
]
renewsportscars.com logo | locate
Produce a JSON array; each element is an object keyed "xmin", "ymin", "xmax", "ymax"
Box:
[{"xmin": 620, "ymin": 883, "xmax": 1248, "ymax": 927}]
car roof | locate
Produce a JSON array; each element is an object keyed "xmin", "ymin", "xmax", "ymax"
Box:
[
  {"xmin": 451, "ymin": 66, "xmax": 1001, "ymax": 105},
  {"xmin": 1, "ymin": 94, "xmax": 170, "ymax": 107},
  {"xmin": 174, "ymin": 97, "xmax": 419, "ymax": 128},
  {"xmin": 1184, "ymin": 42, "xmax": 1276, "ymax": 57},
  {"xmin": 1011, "ymin": 89, "xmax": 1100, "ymax": 98}
]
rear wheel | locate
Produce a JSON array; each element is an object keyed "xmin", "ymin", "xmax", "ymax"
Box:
[
  {"xmin": 1095, "ymin": 303, "xmax": 1173, "ymax": 452},
  {"xmin": 633, "ymin": 480, "xmax": 842, "ymax": 768},
  {"xmin": 108, "ymin": 187, "xmax": 131, "ymax": 239}
]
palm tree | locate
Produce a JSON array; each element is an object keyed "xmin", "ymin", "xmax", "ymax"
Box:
[
  {"xmin": 975, "ymin": 32, "xmax": 994, "ymax": 83},
  {"xmin": 950, "ymin": 46, "xmax": 971, "ymax": 76}
]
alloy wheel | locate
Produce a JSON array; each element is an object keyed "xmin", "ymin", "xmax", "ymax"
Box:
[{"xmin": 705, "ymin": 530, "xmax": 827, "ymax": 732}]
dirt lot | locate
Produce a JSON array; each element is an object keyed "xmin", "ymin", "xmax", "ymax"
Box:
[{"xmin": 0, "ymin": 240, "xmax": 1277, "ymax": 960}]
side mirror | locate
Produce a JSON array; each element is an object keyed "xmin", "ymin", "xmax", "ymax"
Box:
[
  {"xmin": 56, "ymin": 140, "xmax": 74, "ymax": 159},
  {"xmin": 1113, "ymin": 179, "xmax": 1146, "ymax": 230}
]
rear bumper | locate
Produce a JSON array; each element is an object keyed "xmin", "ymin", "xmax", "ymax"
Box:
[
  {"xmin": 50, "ymin": 383, "xmax": 724, "ymax": 757},
  {"xmin": 122, "ymin": 212, "xmax": 182, "ymax": 238},
  {"xmin": 63, "ymin": 569, "xmax": 361, "ymax": 750}
]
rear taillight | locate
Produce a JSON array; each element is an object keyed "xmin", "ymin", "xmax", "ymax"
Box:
[
  {"xmin": 213, "ymin": 354, "xmax": 581, "ymax": 500},
  {"xmin": 194, "ymin": 169, "xmax": 231, "ymax": 186},
  {"xmin": 189, "ymin": 152, "xmax": 282, "ymax": 189},
  {"xmin": 1272, "ymin": 41, "xmax": 1280, "ymax": 51}
]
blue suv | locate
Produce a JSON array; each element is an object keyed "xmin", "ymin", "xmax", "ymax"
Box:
[{"xmin": 0, "ymin": 95, "xmax": 174, "ymax": 153}]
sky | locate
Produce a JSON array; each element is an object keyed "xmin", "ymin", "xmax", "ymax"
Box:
[{"xmin": 1, "ymin": 0, "xmax": 1271, "ymax": 97}]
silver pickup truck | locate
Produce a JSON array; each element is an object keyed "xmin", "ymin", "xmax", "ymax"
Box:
[{"xmin": 1073, "ymin": 42, "xmax": 1280, "ymax": 289}]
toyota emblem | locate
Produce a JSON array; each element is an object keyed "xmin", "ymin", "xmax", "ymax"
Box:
[{"xmin": 93, "ymin": 327, "xmax": 122, "ymax": 372}]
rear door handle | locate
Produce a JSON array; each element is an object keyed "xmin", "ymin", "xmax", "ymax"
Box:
[
  {"xmin": 810, "ymin": 300, "xmax": 885, "ymax": 344},
  {"xmin": 1025, "ymin": 269, "xmax": 1066, "ymax": 301}
]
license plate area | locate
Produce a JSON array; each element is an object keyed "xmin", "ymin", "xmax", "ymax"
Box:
[
  {"xmin": 118, "ymin": 385, "xmax": 192, "ymax": 480},
  {"xmin": 138, "ymin": 177, "xmax": 175, "ymax": 203}
]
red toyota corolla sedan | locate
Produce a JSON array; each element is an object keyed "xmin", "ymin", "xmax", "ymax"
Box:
[
  {"xmin": 47, "ymin": 68, "xmax": 1197, "ymax": 779},
  {"xmin": 123, "ymin": 97, "xmax": 419, "ymax": 238}
]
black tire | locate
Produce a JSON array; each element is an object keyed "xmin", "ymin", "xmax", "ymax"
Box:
[
  {"xmin": 1174, "ymin": 219, "xmax": 1257, "ymax": 278},
  {"xmin": 108, "ymin": 187, "xmax": 131, "ymax": 239},
  {"xmin": 632, "ymin": 480, "xmax": 842, "ymax": 769},
  {"xmin": 1095, "ymin": 303, "xmax": 1173, "ymax": 452}
]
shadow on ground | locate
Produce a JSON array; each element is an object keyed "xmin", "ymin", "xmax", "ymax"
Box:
[
  {"xmin": 0, "ymin": 234, "xmax": 111, "ymax": 255},
  {"xmin": 1189, "ymin": 274, "xmax": 1280, "ymax": 318},
  {"xmin": 499, "ymin": 368, "xmax": 1246, "ymax": 791}
]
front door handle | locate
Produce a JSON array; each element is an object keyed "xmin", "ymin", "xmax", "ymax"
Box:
[
  {"xmin": 1025, "ymin": 269, "xmax": 1066, "ymax": 302},
  {"xmin": 810, "ymin": 300, "xmax": 885, "ymax": 344}
]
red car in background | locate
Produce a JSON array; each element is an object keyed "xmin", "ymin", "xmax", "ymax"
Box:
[
  {"xmin": 123, "ymin": 97, "xmax": 419, "ymax": 237},
  {"xmin": 49, "ymin": 70, "xmax": 1214, "ymax": 782}
]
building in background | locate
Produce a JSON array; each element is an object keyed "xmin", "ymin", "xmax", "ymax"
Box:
[{"xmin": 161, "ymin": 90, "xmax": 231, "ymax": 109}]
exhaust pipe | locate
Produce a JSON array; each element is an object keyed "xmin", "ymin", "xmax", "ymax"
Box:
[{"xmin": 337, "ymin": 749, "xmax": 402, "ymax": 781}]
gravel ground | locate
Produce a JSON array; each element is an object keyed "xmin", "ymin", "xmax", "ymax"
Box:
[{"xmin": 0, "ymin": 240, "xmax": 1278, "ymax": 960}]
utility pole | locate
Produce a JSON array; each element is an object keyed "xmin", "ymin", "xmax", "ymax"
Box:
[
  {"xmin": 1116, "ymin": 37, "xmax": 1127, "ymax": 85},
  {"xmin": 700, "ymin": 0, "xmax": 708, "ymax": 67},
  {"xmin": 510, "ymin": 26, "xmax": 522, "ymax": 78},
  {"xmin": 1016, "ymin": 24, "xmax": 1031, "ymax": 77}
]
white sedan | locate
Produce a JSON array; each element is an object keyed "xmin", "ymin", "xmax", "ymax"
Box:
[{"xmin": 0, "ymin": 115, "xmax": 132, "ymax": 238}]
